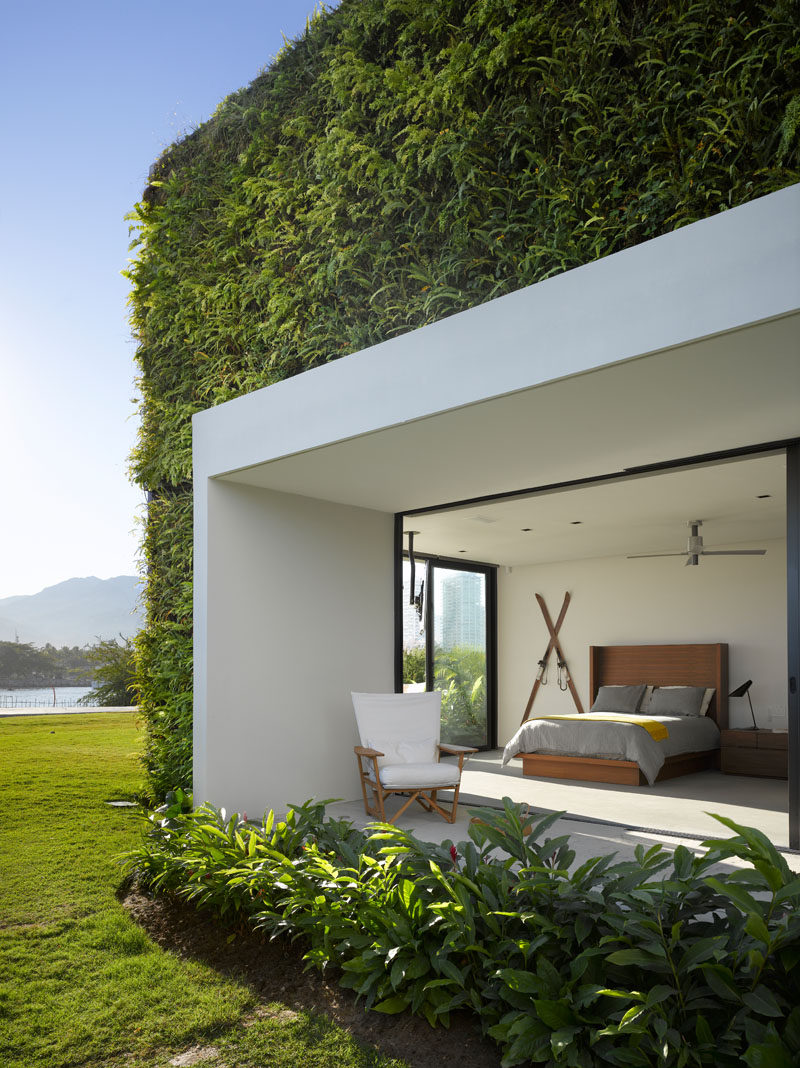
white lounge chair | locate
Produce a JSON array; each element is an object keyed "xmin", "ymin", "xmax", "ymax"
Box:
[{"xmin": 352, "ymin": 691, "xmax": 478, "ymax": 824}]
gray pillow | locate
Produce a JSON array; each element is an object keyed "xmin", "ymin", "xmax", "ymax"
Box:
[
  {"xmin": 649, "ymin": 685, "xmax": 705, "ymax": 717},
  {"xmin": 590, "ymin": 684, "xmax": 646, "ymax": 714}
]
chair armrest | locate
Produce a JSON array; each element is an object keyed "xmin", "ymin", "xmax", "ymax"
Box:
[
  {"xmin": 355, "ymin": 745, "xmax": 384, "ymax": 758},
  {"xmin": 437, "ymin": 742, "xmax": 478, "ymax": 774}
]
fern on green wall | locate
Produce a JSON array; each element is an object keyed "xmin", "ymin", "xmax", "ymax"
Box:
[{"xmin": 126, "ymin": 0, "xmax": 800, "ymax": 799}]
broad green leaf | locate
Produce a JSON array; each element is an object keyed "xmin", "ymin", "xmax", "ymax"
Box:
[
  {"xmin": 645, "ymin": 984, "xmax": 675, "ymax": 1007},
  {"xmin": 680, "ymin": 937, "xmax": 722, "ymax": 972},
  {"xmin": 774, "ymin": 878, "xmax": 800, "ymax": 905},
  {"xmin": 550, "ymin": 1025, "xmax": 581, "ymax": 1055},
  {"xmin": 373, "ymin": 995, "xmax": 409, "ymax": 1014},
  {"xmin": 742, "ymin": 985, "xmax": 783, "ymax": 1018},
  {"xmin": 745, "ymin": 913, "xmax": 771, "ymax": 946},
  {"xmin": 742, "ymin": 1028, "xmax": 795, "ymax": 1068},
  {"xmin": 533, "ymin": 999, "xmax": 576, "ymax": 1030},
  {"xmin": 496, "ymin": 968, "xmax": 543, "ymax": 995},
  {"xmin": 705, "ymin": 876, "xmax": 760, "ymax": 914},
  {"xmin": 695, "ymin": 1013, "xmax": 713, "ymax": 1045},
  {"xmin": 606, "ymin": 947, "xmax": 666, "ymax": 967},
  {"xmin": 701, "ymin": 964, "xmax": 742, "ymax": 1002},
  {"xmin": 672, "ymin": 844, "xmax": 694, "ymax": 880}
]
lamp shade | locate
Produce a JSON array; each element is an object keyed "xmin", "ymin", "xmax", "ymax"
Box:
[
  {"xmin": 728, "ymin": 679, "xmax": 757, "ymax": 729},
  {"xmin": 729, "ymin": 679, "xmax": 753, "ymax": 698}
]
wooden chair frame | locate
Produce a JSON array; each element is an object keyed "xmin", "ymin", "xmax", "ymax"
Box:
[{"xmin": 354, "ymin": 743, "xmax": 478, "ymax": 824}]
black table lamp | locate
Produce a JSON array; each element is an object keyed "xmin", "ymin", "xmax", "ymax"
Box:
[{"xmin": 729, "ymin": 679, "xmax": 757, "ymax": 729}]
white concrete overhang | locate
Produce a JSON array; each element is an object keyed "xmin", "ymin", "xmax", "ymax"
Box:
[{"xmin": 193, "ymin": 184, "xmax": 800, "ymax": 516}]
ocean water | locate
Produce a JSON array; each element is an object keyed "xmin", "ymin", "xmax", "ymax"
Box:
[{"xmin": 0, "ymin": 686, "xmax": 94, "ymax": 708}]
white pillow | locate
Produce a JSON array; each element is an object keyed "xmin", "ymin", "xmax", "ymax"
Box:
[
  {"xmin": 397, "ymin": 738, "xmax": 438, "ymax": 763},
  {"xmin": 365, "ymin": 737, "xmax": 437, "ymax": 767}
]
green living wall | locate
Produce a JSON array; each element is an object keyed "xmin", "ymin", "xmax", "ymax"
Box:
[{"xmin": 126, "ymin": 0, "xmax": 800, "ymax": 799}]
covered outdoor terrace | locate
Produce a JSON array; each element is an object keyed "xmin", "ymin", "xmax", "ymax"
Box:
[{"xmin": 192, "ymin": 184, "xmax": 800, "ymax": 848}]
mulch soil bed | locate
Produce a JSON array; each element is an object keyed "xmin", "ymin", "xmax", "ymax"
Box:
[{"xmin": 123, "ymin": 890, "xmax": 502, "ymax": 1068}]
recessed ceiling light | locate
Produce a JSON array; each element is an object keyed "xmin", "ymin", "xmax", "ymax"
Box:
[
  {"xmin": 521, "ymin": 527, "xmax": 532, "ymax": 532},
  {"xmin": 458, "ymin": 549, "xmax": 468, "ymax": 553},
  {"xmin": 570, "ymin": 521, "xmax": 582, "ymax": 525},
  {"xmin": 757, "ymin": 494, "xmax": 772, "ymax": 499}
]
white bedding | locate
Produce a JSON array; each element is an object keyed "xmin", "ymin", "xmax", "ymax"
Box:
[{"xmin": 502, "ymin": 712, "xmax": 721, "ymax": 785}]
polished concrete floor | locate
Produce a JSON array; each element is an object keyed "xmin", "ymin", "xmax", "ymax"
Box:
[{"xmin": 460, "ymin": 749, "xmax": 793, "ymax": 845}]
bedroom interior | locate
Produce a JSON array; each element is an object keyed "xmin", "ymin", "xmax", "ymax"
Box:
[{"xmin": 400, "ymin": 449, "xmax": 788, "ymax": 793}]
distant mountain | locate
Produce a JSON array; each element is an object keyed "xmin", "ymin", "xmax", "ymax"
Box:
[{"xmin": 0, "ymin": 576, "xmax": 143, "ymax": 648}]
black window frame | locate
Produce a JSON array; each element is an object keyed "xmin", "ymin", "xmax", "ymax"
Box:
[{"xmin": 396, "ymin": 542, "xmax": 498, "ymax": 751}]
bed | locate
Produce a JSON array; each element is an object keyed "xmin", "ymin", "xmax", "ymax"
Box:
[{"xmin": 503, "ymin": 643, "xmax": 728, "ymax": 785}]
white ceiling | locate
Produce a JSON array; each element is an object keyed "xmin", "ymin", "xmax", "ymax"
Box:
[{"xmin": 402, "ymin": 452, "xmax": 787, "ymax": 566}]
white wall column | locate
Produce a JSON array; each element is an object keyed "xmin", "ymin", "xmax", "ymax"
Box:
[{"xmin": 194, "ymin": 479, "xmax": 394, "ymax": 816}]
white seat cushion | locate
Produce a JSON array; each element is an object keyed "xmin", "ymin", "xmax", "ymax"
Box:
[{"xmin": 378, "ymin": 762, "xmax": 461, "ymax": 789}]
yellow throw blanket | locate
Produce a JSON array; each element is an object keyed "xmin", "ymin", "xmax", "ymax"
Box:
[{"xmin": 533, "ymin": 714, "xmax": 669, "ymax": 742}]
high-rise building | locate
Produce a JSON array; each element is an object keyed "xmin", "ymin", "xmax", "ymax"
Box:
[{"xmin": 440, "ymin": 571, "xmax": 485, "ymax": 650}]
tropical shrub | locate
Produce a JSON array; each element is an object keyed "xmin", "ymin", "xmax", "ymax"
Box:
[
  {"xmin": 402, "ymin": 647, "xmax": 426, "ymax": 684},
  {"xmin": 435, "ymin": 645, "xmax": 487, "ymax": 744},
  {"xmin": 79, "ymin": 637, "xmax": 138, "ymax": 707},
  {"xmin": 126, "ymin": 0, "xmax": 800, "ymax": 797},
  {"xmin": 122, "ymin": 797, "xmax": 800, "ymax": 1066}
]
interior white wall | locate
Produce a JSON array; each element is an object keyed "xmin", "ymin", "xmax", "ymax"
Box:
[
  {"xmin": 497, "ymin": 539, "xmax": 787, "ymax": 742},
  {"xmin": 196, "ymin": 480, "xmax": 394, "ymax": 816}
]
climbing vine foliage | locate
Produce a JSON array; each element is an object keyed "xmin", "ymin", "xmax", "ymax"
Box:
[{"xmin": 126, "ymin": 0, "xmax": 799, "ymax": 798}]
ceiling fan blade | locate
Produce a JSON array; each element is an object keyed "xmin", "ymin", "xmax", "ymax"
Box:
[
  {"xmin": 627, "ymin": 552, "xmax": 688, "ymax": 559},
  {"xmin": 701, "ymin": 550, "xmax": 767, "ymax": 556}
]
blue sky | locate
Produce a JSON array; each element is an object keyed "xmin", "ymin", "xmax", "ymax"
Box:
[{"xmin": 0, "ymin": 0, "xmax": 322, "ymax": 599}]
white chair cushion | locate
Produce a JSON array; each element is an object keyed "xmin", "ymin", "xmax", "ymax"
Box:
[
  {"xmin": 365, "ymin": 736, "xmax": 437, "ymax": 768},
  {"xmin": 378, "ymin": 762, "xmax": 461, "ymax": 789}
]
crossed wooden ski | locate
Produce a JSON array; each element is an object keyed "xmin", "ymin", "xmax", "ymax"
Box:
[{"xmin": 520, "ymin": 592, "xmax": 584, "ymax": 724}]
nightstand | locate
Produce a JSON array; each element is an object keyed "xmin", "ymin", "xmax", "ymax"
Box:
[{"xmin": 720, "ymin": 729, "xmax": 788, "ymax": 779}]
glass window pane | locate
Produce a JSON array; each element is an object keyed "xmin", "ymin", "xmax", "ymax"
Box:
[
  {"xmin": 433, "ymin": 567, "xmax": 488, "ymax": 747},
  {"xmin": 401, "ymin": 558, "xmax": 426, "ymax": 691}
]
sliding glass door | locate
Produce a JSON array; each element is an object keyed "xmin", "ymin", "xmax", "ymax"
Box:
[{"xmin": 401, "ymin": 555, "xmax": 496, "ymax": 749}]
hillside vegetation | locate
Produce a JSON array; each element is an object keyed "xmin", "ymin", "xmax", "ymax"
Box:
[{"xmin": 126, "ymin": 0, "xmax": 800, "ymax": 797}]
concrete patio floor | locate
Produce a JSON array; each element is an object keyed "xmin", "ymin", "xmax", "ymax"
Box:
[{"xmin": 328, "ymin": 750, "xmax": 799, "ymax": 873}]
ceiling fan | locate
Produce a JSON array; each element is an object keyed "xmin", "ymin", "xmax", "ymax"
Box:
[{"xmin": 627, "ymin": 520, "xmax": 767, "ymax": 567}]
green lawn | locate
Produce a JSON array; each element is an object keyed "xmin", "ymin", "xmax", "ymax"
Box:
[{"xmin": 0, "ymin": 714, "xmax": 405, "ymax": 1068}]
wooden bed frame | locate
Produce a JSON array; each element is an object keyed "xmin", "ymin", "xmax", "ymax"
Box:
[{"xmin": 517, "ymin": 643, "xmax": 728, "ymax": 785}]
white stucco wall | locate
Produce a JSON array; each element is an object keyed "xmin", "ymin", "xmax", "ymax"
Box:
[
  {"xmin": 497, "ymin": 539, "xmax": 787, "ymax": 743},
  {"xmin": 194, "ymin": 480, "xmax": 394, "ymax": 816}
]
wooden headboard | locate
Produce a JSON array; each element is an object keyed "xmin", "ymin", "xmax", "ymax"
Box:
[{"xmin": 589, "ymin": 644, "xmax": 728, "ymax": 728}]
